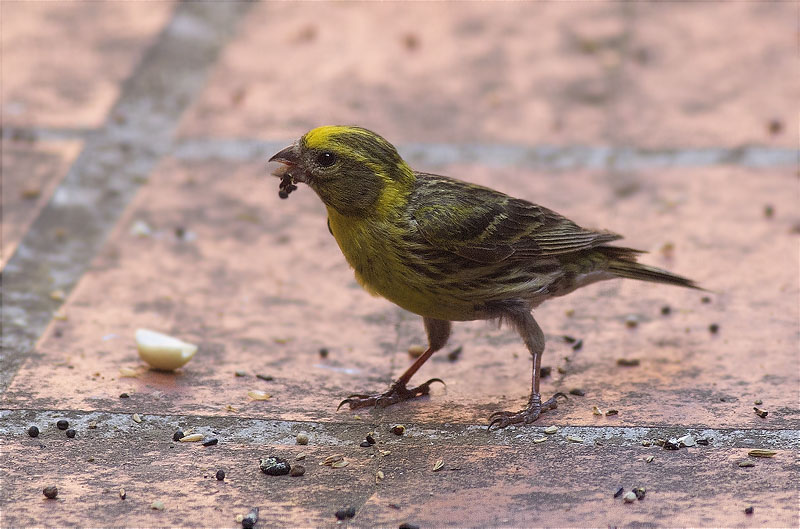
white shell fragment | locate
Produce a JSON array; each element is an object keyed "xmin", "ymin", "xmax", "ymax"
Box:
[{"xmin": 135, "ymin": 329, "xmax": 198, "ymax": 371}]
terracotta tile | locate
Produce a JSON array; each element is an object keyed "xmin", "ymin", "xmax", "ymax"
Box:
[
  {"xmin": 1, "ymin": 1, "xmax": 174, "ymax": 128},
  {"xmin": 0, "ymin": 139, "xmax": 81, "ymax": 268},
  {"xmin": 3, "ymin": 159, "xmax": 796, "ymax": 430}
]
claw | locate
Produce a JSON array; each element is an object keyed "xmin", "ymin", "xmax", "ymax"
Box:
[{"xmin": 337, "ymin": 378, "xmax": 446, "ymax": 412}]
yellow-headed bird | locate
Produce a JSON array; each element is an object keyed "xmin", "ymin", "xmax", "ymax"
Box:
[{"xmin": 270, "ymin": 126, "xmax": 700, "ymax": 429}]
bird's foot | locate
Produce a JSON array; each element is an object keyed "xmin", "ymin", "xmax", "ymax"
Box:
[
  {"xmin": 338, "ymin": 378, "xmax": 445, "ymax": 410},
  {"xmin": 488, "ymin": 392, "xmax": 567, "ymax": 430}
]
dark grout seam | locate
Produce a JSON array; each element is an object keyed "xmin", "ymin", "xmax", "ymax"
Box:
[{"xmin": 0, "ymin": 1, "xmax": 253, "ymax": 393}]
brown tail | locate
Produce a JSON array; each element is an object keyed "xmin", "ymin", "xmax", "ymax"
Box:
[{"xmin": 599, "ymin": 246, "xmax": 703, "ymax": 290}]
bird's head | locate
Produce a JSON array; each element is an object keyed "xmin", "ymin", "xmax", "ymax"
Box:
[{"xmin": 269, "ymin": 126, "xmax": 414, "ymax": 216}]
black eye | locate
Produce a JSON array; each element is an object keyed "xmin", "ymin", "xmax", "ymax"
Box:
[{"xmin": 316, "ymin": 151, "xmax": 336, "ymax": 167}]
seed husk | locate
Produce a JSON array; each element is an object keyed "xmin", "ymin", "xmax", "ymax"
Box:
[
  {"xmin": 407, "ymin": 345, "xmax": 425, "ymax": 358},
  {"xmin": 447, "ymin": 346, "xmax": 463, "ymax": 361},
  {"xmin": 320, "ymin": 454, "xmax": 344, "ymax": 466},
  {"xmin": 569, "ymin": 388, "xmax": 585, "ymax": 396},
  {"xmin": 533, "ymin": 437, "xmax": 548, "ymax": 443},
  {"xmin": 613, "ymin": 487, "xmax": 624, "ymax": 498},
  {"xmin": 563, "ymin": 335, "xmax": 576, "ymax": 344},
  {"xmin": 391, "ymin": 424, "xmax": 406, "ymax": 436},
  {"xmin": 738, "ymin": 460, "xmax": 755, "ymax": 467},
  {"xmin": 748, "ymin": 449, "xmax": 776, "ymax": 458},
  {"xmin": 256, "ymin": 373, "xmax": 274, "ymax": 382},
  {"xmin": 376, "ymin": 470, "xmax": 385, "ymax": 482},
  {"xmin": 753, "ymin": 407, "xmax": 768, "ymax": 418},
  {"xmin": 247, "ymin": 390, "xmax": 271, "ymax": 400},
  {"xmin": 132, "ymin": 413, "xmax": 142, "ymax": 423},
  {"xmin": 592, "ymin": 406, "xmax": 603, "ymax": 416},
  {"xmin": 88, "ymin": 421, "xmax": 97, "ymax": 429},
  {"xmin": 151, "ymin": 500, "xmax": 165, "ymax": 511},
  {"xmin": 295, "ymin": 453, "xmax": 306, "ymax": 461},
  {"xmin": 202, "ymin": 437, "xmax": 218, "ymax": 447},
  {"xmin": 234, "ymin": 370, "xmax": 247, "ymax": 377},
  {"xmin": 260, "ymin": 456, "xmax": 291, "ymax": 475},
  {"xmin": 645, "ymin": 455, "xmax": 655, "ymax": 463},
  {"xmin": 754, "ymin": 399, "xmax": 763, "ymax": 405},
  {"xmin": 119, "ymin": 392, "xmax": 130, "ymax": 399},
  {"xmin": 331, "ymin": 460, "xmax": 349, "ymax": 468},
  {"xmin": 677, "ymin": 434, "xmax": 696, "ymax": 447},
  {"xmin": 235, "ymin": 514, "xmax": 244, "ymax": 523},
  {"xmin": 365, "ymin": 433, "xmax": 376, "ymax": 445},
  {"xmin": 57, "ymin": 419, "xmax": 69, "ymax": 430},
  {"xmin": 119, "ymin": 488, "xmax": 126, "ymax": 499},
  {"xmin": 290, "ymin": 465, "xmax": 305, "ymax": 477},
  {"xmin": 623, "ymin": 491, "xmax": 637, "ymax": 503},
  {"xmin": 566, "ymin": 435, "xmax": 584, "ymax": 443},
  {"xmin": 544, "ymin": 425, "xmax": 558, "ymax": 434},
  {"xmin": 663, "ymin": 438, "xmax": 680, "ymax": 450},
  {"xmin": 296, "ymin": 433, "xmax": 309, "ymax": 445},
  {"xmin": 617, "ymin": 358, "xmax": 640, "ymax": 367},
  {"xmin": 433, "ymin": 459, "xmax": 444, "ymax": 472},
  {"xmin": 43, "ymin": 485, "xmax": 58, "ymax": 499},
  {"xmin": 641, "ymin": 440, "xmax": 652, "ymax": 447},
  {"xmin": 27, "ymin": 426, "xmax": 39, "ymax": 438},
  {"xmin": 605, "ymin": 409, "xmax": 619, "ymax": 416},
  {"xmin": 633, "ymin": 486, "xmax": 646, "ymax": 500},
  {"xmin": 179, "ymin": 433, "xmax": 203, "ymax": 442},
  {"xmin": 625, "ymin": 315, "xmax": 639, "ymax": 328},
  {"xmin": 572, "ymin": 339, "xmax": 583, "ymax": 351}
]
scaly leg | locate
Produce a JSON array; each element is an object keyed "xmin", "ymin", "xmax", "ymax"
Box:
[
  {"xmin": 488, "ymin": 311, "xmax": 567, "ymax": 430},
  {"xmin": 338, "ymin": 318, "xmax": 451, "ymax": 410}
]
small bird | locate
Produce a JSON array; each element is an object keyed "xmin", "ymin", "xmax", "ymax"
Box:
[{"xmin": 269, "ymin": 126, "xmax": 700, "ymax": 429}]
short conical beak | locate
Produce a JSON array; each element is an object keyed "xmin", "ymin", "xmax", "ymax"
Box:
[{"xmin": 269, "ymin": 143, "xmax": 301, "ymax": 165}]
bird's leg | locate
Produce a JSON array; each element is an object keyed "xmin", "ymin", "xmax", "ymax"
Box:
[
  {"xmin": 339, "ymin": 318, "xmax": 451, "ymax": 410},
  {"xmin": 488, "ymin": 311, "xmax": 567, "ymax": 430}
]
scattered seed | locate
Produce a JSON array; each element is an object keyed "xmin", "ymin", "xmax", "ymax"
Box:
[
  {"xmin": 433, "ymin": 459, "xmax": 444, "ymax": 472},
  {"xmin": 748, "ymin": 449, "xmax": 776, "ymax": 458},
  {"xmin": 50, "ymin": 289, "xmax": 65, "ymax": 302},
  {"xmin": 763, "ymin": 204, "xmax": 775, "ymax": 219},
  {"xmin": 625, "ymin": 315, "xmax": 639, "ymax": 328},
  {"xmin": 379, "ymin": 450, "xmax": 391, "ymax": 456},
  {"xmin": 701, "ymin": 295, "xmax": 711, "ymax": 304},
  {"xmin": 613, "ymin": 487, "xmax": 625, "ymax": 498},
  {"xmin": 260, "ymin": 456, "xmax": 291, "ymax": 475},
  {"xmin": 738, "ymin": 460, "xmax": 755, "ymax": 468},
  {"xmin": 360, "ymin": 441, "xmax": 371, "ymax": 447},
  {"xmin": 119, "ymin": 488, "xmax": 126, "ymax": 499},
  {"xmin": 767, "ymin": 119, "xmax": 783, "ymax": 135},
  {"xmin": 645, "ymin": 455, "xmax": 655, "ymax": 463},
  {"xmin": 565, "ymin": 309, "xmax": 575, "ymax": 317},
  {"xmin": 539, "ymin": 366, "xmax": 552, "ymax": 378},
  {"xmin": 567, "ymin": 435, "xmax": 584, "ymax": 443},
  {"xmin": 557, "ymin": 366, "xmax": 567, "ymax": 374},
  {"xmin": 290, "ymin": 465, "xmax": 305, "ymax": 477},
  {"xmin": 399, "ymin": 523, "xmax": 420, "ymax": 529},
  {"xmin": 320, "ymin": 455, "xmax": 344, "ymax": 466},
  {"xmin": 605, "ymin": 409, "xmax": 619, "ymax": 416},
  {"xmin": 235, "ymin": 370, "xmax": 247, "ymax": 377},
  {"xmin": 569, "ymin": 388, "xmax": 585, "ymax": 396},
  {"xmin": 216, "ymin": 469, "xmax": 225, "ymax": 481},
  {"xmin": 623, "ymin": 491, "xmax": 637, "ymax": 503},
  {"xmin": 744, "ymin": 506, "xmax": 754, "ymax": 515},
  {"xmin": 697, "ymin": 438, "xmax": 710, "ymax": 446},
  {"xmin": 335, "ymin": 507, "xmax": 356, "ymax": 520},
  {"xmin": 256, "ymin": 374, "xmax": 274, "ymax": 382},
  {"xmin": 318, "ymin": 347, "xmax": 329, "ymax": 358},
  {"xmin": 365, "ymin": 433, "xmax": 376, "ymax": 445},
  {"xmin": 27, "ymin": 426, "xmax": 39, "ymax": 437},
  {"xmin": 633, "ymin": 486, "xmax": 646, "ymax": 500},
  {"xmin": 151, "ymin": 500, "xmax": 165, "ymax": 511},
  {"xmin": 376, "ymin": 470, "xmax": 385, "ymax": 482},
  {"xmin": 563, "ymin": 335, "xmax": 576, "ymax": 344},
  {"xmin": 296, "ymin": 433, "xmax": 309, "ymax": 445},
  {"xmin": 242, "ymin": 507, "xmax": 259, "ymax": 529},
  {"xmin": 660, "ymin": 305, "xmax": 671, "ymax": 315},
  {"xmin": 173, "ymin": 430, "xmax": 185, "ymax": 441},
  {"xmin": 572, "ymin": 339, "xmax": 583, "ymax": 351},
  {"xmin": 247, "ymin": 390, "xmax": 271, "ymax": 400},
  {"xmin": 119, "ymin": 367, "xmax": 139, "ymax": 377},
  {"xmin": 56, "ymin": 419, "xmax": 69, "ymax": 430},
  {"xmin": 754, "ymin": 399, "xmax": 763, "ymax": 405},
  {"xmin": 447, "ymin": 346, "xmax": 463, "ymax": 361},
  {"xmin": 754, "ymin": 407, "xmax": 768, "ymax": 418},
  {"xmin": 132, "ymin": 414, "xmax": 142, "ymax": 424},
  {"xmin": 533, "ymin": 437, "xmax": 548, "ymax": 443},
  {"xmin": 391, "ymin": 424, "xmax": 406, "ymax": 436},
  {"xmin": 202, "ymin": 438, "xmax": 218, "ymax": 447},
  {"xmin": 709, "ymin": 323, "xmax": 719, "ymax": 334},
  {"xmin": 592, "ymin": 406, "xmax": 603, "ymax": 416},
  {"xmin": 408, "ymin": 345, "xmax": 426, "ymax": 358},
  {"xmin": 179, "ymin": 433, "xmax": 203, "ymax": 442},
  {"xmin": 66, "ymin": 429, "xmax": 76, "ymax": 439},
  {"xmin": 677, "ymin": 434, "xmax": 696, "ymax": 447},
  {"xmin": 641, "ymin": 440, "xmax": 652, "ymax": 447},
  {"xmin": 235, "ymin": 514, "xmax": 244, "ymax": 523},
  {"xmin": 295, "ymin": 453, "xmax": 306, "ymax": 461},
  {"xmin": 119, "ymin": 392, "xmax": 130, "ymax": 399},
  {"xmin": 43, "ymin": 485, "xmax": 58, "ymax": 499},
  {"xmin": 331, "ymin": 460, "xmax": 349, "ymax": 468},
  {"xmin": 617, "ymin": 358, "xmax": 640, "ymax": 367},
  {"xmin": 88, "ymin": 421, "xmax": 97, "ymax": 429},
  {"xmin": 544, "ymin": 426, "xmax": 558, "ymax": 434}
]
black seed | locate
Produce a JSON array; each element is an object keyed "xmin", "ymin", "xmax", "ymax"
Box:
[
  {"xmin": 335, "ymin": 507, "xmax": 356, "ymax": 520},
  {"xmin": 360, "ymin": 441, "xmax": 371, "ymax": 447},
  {"xmin": 633, "ymin": 486, "xmax": 646, "ymax": 500},
  {"xmin": 119, "ymin": 393, "xmax": 129, "ymax": 399},
  {"xmin": 66, "ymin": 429, "xmax": 76, "ymax": 439},
  {"xmin": 399, "ymin": 524, "xmax": 420, "ymax": 529},
  {"xmin": 346, "ymin": 506, "xmax": 356, "ymax": 518},
  {"xmin": 391, "ymin": 424, "xmax": 405, "ymax": 436},
  {"xmin": 202, "ymin": 437, "xmax": 218, "ymax": 447},
  {"xmin": 753, "ymin": 407, "xmax": 768, "ymax": 418},
  {"xmin": 569, "ymin": 388, "xmax": 585, "ymax": 396},
  {"xmin": 216, "ymin": 469, "xmax": 225, "ymax": 481},
  {"xmin": 701, "ymin": 296, "xmax": 711, "ymax": 304},
  {"xmin": 27, "ymin": 426, "xmax": 39, "ymax": 438},
  {"xmin": 447, "ymin": 346, "xmax": 463, "ymax": 362},
  {"xmin": 661, "ymin": 305, "xmax": 671, "ymax": 315},
  {"xmin": 260, "ymin": 456, "xmax": 291, "ymax": 476},
  {"xmin": 256, "ymin": 374, "xmax": 274, "ymax": 381},
  {"xmin": 572, "ymin": 339, "xmax": 583, "ymax": 351},
  {"xmin": 289, "ymin": 465, "xmax": 305, "ymax": 477},
  {"xmin": 539, "ymin": 366, "xmax": 552, "ymax": 378},
  {"xmin": 709, "ymin": 323, "xmax": 719, "ymax": 334},
  {"xmin": 663, "ymin": 439, "xmax": 680, "ymax": 450},
  {"xmin": 43, "ymin": 485, "xmax": 58, "ymax": 499},
  {"xmin": 767, "ymin": 119, "xmax": 783, "ymax": 135},
  {"xmin": 319, "ymin": 347, "xmax": 329, "ymax": 358},
  {"xmin": 697, "ymin": 438, "xmax": 710, "ymax": 446},
  {"xmin": 56, "ymin": 419, "xmax": 69, "ymax": 430},
  {"xmin": 613, "ymin": 487, "xmax": 624, "ymax": 498},
  {"xmin": 242, "ymin": 507, "xmax": 259, "ymax": 529},
  {"xmin": 763, "ymin": 205, "xmax": 775, "ymax": 218},
  {"xmin": 617, "ymin": 358, "xmax": 640, "ymax": 367},
  {"xmin": 173, "ymin": 430, "xmax": 184, "ymax": 441},
  {"xmin": 365, "ymin": 433, "xmax": 376, "ymax": 445},
  {"xmin": 744, "ymin": 506, "xmax": 754, "ymax": 515},
  {"xmin": 278, "ymin": 190, "xmax": 289, "ymax": 199}
]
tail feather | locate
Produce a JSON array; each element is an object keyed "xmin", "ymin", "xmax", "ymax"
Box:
[{"xmin": 599, "ymin": 246, "xmax": 702, "ymax": 290}]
